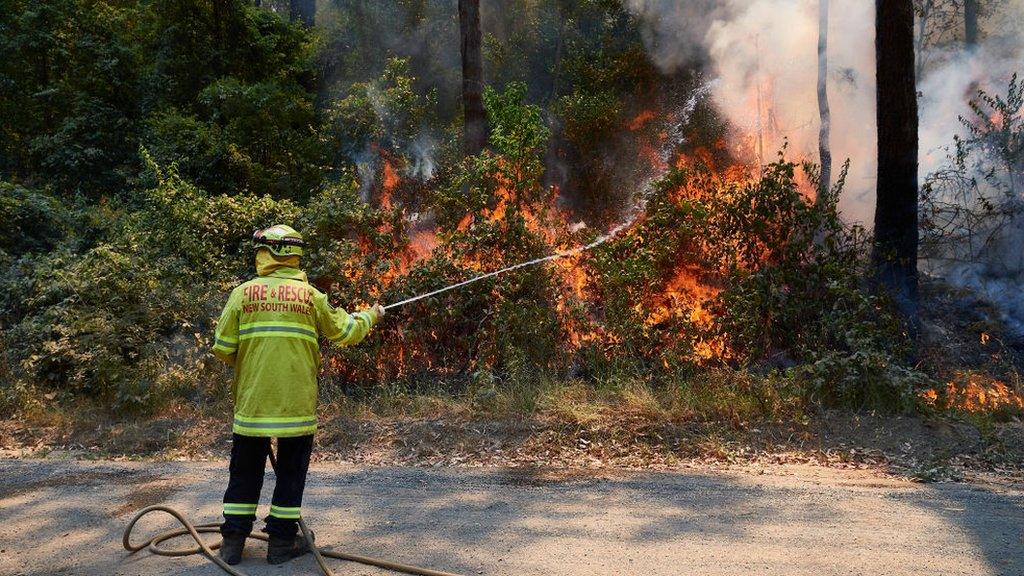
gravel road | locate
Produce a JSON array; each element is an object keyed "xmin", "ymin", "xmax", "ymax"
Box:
[{"xmin": 1, "ymin": 459, "xmax": 1022, "ymax": 575}]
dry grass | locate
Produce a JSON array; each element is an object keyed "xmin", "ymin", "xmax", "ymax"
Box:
[{"xmin": 4, "ymin": 362, "xmax": 1020, "ymax": 480}]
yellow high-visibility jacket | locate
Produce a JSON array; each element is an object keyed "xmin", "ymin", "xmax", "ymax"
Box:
[{"xmin": 212, "ymin": 265, "xmax": 378, "ymax": 437}]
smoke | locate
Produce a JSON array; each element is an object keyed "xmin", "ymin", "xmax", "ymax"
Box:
[
  {"xmin": 626, "ymin": 0, "xmax": 877, "ymax": 222},
  {"xmin": 919, "ymin": 4, "xmax": 1024, "ymax": 178},
  {"xmin": 916, "ymin": 1, "xmax": 1024, "ymax": 331},
  {"xmin": 626, "ymin": 0, "xmax": 1024, "ymax": 329},
  {"xmin": 622, "ymin": 0, "xmax": 722, "ymax": 71},
  {"xmin": 409, "ymin": 133, "xmax": 438, "ymax": 180},
  {"xmin": 318, "ymin": 1, "xmax": 461, "ymax": 114}
]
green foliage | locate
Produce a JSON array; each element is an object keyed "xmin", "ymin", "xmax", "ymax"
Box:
[
  {"xmin": 3, "ymin": 245, "xmax": 180, "ymax": 413},
  {"xmin": 0, "ymin": 152, "xmax": 299, "ymax": 415},
  {"xmin": 146, "ymin": 78, "xmax": 324, "ymax": 198},
  {"xmin": 326, "ymin": 57, "xmax": 438, "ymax": 161},
  {"xmin": 715, "ymin": 161, "xmax": 925, "ymax": 412},
  {"xmin": 0, "ymin": 182, "xmax": 71, "ymax": 257},
  {"xmin": 132, "ymin": 150, "xmax": 302, "ymax": 277},
  {"xmin": 139, "ymin": 1, "xmax": 322, "ymax": 199},
  {"xmin": 0, "ymin": 0, "xmax": 142, "ymax": 194},
  {"xmin": 788, "ymin": 348, "xmax": 929, "ymax": 413},
  {"xmin": 485, "ymin": 82, "xmax": 552, "ymax": 184},
  {"xmin": 143, "ymin": 0, "xmax": 313, "ymax": 107},
  {"xmin": 555, "ymin": 91, "xmax": 622, "ymax": 149},
  {"xmin": 435, "ymin": 83, "xmax": 551, "ymax": 226},
  {"xmin": 298, "ymin": 176, "xmax": 383, "ymax": 286},
  {"xmin": 0, "ymin": 0, "xmax": 319, "ymax": 199}
]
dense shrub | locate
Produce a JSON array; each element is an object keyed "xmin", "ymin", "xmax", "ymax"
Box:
[
  {"xmin": 0, "ymin": 155, "xmax": 300, "ymax": 415},
  {"xmin": 146, "ymin": 78, "xmax": 325, "ymax": 199},
  {"xmin": 0, "ymin": 182, "xmax": 72, "ymax": 258},
  {"xmin": 591, "ymin": 157, "xmax": 924, "ymax": 411},
  {"xmin": 3, "ymin": 245, "xmax": 189, "ymax": 413}
]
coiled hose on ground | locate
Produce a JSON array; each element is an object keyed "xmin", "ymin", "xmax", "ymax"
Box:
[{"xmin": 122, "ymin": 448, "xmax": 464, "ymax": 576}]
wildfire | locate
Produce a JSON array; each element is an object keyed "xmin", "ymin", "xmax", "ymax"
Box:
[
  {"xmin": 381, "ymin": 158, "xmax": 400, "ymax": 210},
  {"xmin": 339, "ymin": 100, "xmax": 778, "ymax": 381},
  {"xmin": 629, "ymin": 109, "xmax": 657, "ymax": 131},
  {"xmin": 644, "ymin": 266, "xmax": 728, "ymax": 362},
  {"xmin": 920, "ymin": 375, "xmax": 1024, "ymax": 414},
  {"xmin": 409, "ymin": 229, "xmax": 439, "ymax": 261},
  {"xmin": 988, "ymin": 110, "xmax": 1004, "ymax": 129}
]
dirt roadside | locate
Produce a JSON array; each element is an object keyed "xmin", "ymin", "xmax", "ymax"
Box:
[
  {"xmin": 3, "ymin": 409, "xmax": 1023, "ymax": 485},
  {"xmin": 1, "ymin": 458, "xmax": 1022, "ymax": 576}
]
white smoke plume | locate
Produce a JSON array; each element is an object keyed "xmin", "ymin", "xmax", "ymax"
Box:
[
  {"xmin": 626, "ymin": 0, "xmax": 1022, "ymax": 222},
  {"xmin": 626, "ymin": 0, "xmax": 1024, "ymax": 328},
  {"xmin": 916, "ymin": 1, "xmax": 1024, "ymax": 331},
  {"xmin": 622, "ymin": 0, "xmax": 723, "ymax": 71},
  {"xmin": 626, "ymin": 0, "xmax": 877, "ymax": 222}
]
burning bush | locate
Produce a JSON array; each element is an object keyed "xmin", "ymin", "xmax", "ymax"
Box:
[
  {"xmin": 318, "ymin": 82, "xmax": 571, "ymax": 391},
  {"xmin": 584, "ymin": 154, "xmax": 922, "ymax": 410},
  {"xmin": 920, "ymin": 372, "xmax": 1024, "ymax": 421},
  {"xmin": 305, "ymin": 100, "xmax": 922, "ymax": 412}
]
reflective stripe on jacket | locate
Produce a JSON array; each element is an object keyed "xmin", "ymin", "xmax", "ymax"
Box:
[{"xmin": 212, "ymin": 266, "xmax": 378, "ymax": 437}]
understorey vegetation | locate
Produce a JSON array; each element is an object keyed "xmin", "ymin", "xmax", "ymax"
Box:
[{"xmin": 1, "ymin": 0, "xmax": 1021, "ymax": 452}]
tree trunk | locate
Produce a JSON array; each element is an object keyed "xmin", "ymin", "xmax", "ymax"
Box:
[
  {"xmin": 817, "ymin": 0, "xmax": 832, "ymax": 199},
  {"xmin": 873, "ymin": 0, "xmax": 920, "ymax": 330},
  {"xmin": 289, "ymin": 0, "xmax": 315, "ymax": 28},
  {"xmin": 459, "ymin": 0, "xmax": 486, "ymax": 156},
  {"xmin": 964, "ymin": 0, "xmax": 979, "ymax": 48},
  {"xmin": 544, "ymin": 0, "xmax": 569, "ymax": 190},
  {"xmin": 914, "ymin": 0, "xmax": 933, "ymax": 80}
]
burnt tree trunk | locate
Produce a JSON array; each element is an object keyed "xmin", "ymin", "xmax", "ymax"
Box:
[
  {"xmin": 873, "ymin": 0, "xmax": 920, "ymax": 330},
  {"xmin": 964, "ymin": 0, "xmax": 979, "ymax": 48},
  {"xmin": 459, "ymin": 0, "xmax": 486, "ymax": 156},
  {"xmin": 817, "ymin": 0, "xmax": 832, "ymax": 198},
  {"xmin": 289, "ymin": 0, "xmax": 315, "ymax": 28}
]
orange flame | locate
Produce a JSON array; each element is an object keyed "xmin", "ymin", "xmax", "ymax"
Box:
[
  {"xmin": 338, "ymin": 102, "xmax": 794, "ymax": 380},
  {"xmin": 380, "ymin": 159, "xmax": 400, "ymax": 210},
  {"xmin": 920, "ymin": 375, "xmax": 1024, "ymax": 414},
  {"xmin": 629, "ymin": 109, "xmax": 657, "ymax": 131}
]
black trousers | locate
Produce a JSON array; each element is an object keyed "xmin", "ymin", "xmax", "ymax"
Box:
[{"xmin": 221, "ymin": 433, "xmax": 313, "ymax": 539}]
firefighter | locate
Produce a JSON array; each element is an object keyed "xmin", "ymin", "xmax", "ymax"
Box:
[{"xmin": 211, "ymin": 224, "xmax": 383, "ymax": 565}]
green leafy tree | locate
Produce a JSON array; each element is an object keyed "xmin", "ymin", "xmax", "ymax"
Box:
[{"xmin": 0, "ymin": 0, "xmax": 142, "ymax": 195}]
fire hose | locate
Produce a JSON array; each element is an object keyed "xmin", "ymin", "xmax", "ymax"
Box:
[
  {"xmin": 382, "ymin": 221, "xmax": 630, "ymax": 311},
  {"xmin": 123, "ymin": 448, "xmax": 464, "ymax": 576}
]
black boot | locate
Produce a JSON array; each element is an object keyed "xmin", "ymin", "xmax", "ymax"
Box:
[
  {"xmin": 219, "ymin": 533, "xmax": 246, "ymax": 565},
  {"xmin": 266, "ymin": 532, "xmax": 313, "ymax": 565}
]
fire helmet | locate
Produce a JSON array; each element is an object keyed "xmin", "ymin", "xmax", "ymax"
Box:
[{"xmin": 253, "ymin": 224, "xmax": 305, "ymax": 257}]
